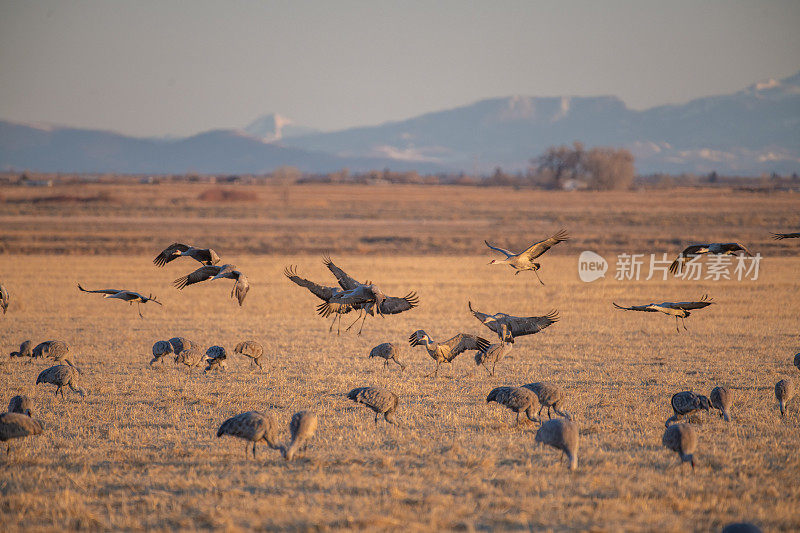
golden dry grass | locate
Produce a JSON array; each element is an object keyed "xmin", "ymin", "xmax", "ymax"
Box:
[{"xmin": 1, "ymin": 250, "xmax": 799, "ymax": 531}]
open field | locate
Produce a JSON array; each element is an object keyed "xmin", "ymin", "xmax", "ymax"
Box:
[
  {"xmin": 1, "ymin": 249, "xmax": 799, "ymax": 531},
  {"xmin": 0, "ymin": 183, "xmax": 798, "ymax": 255}
]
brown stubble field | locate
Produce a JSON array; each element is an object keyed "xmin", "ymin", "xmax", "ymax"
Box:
[{"xmin": 1, "ymin": 184, "xmax": 799, "ymax": 531}]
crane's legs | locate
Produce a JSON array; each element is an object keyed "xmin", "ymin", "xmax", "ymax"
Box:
[
  {"xmin": 533, "ymin": 269, "xmax": 545, "ymax": 285},
  {"xmin": 356, "ymin": 312, "xmax": 369, "ymax": 335},
  {"xmin": 681, "ymin": 317, "xmax": 688, "ymax": 331},
  {"xmin": 425, "ymin": 363, "xmax": 440, "ymax": 378},
  {"xmin": 328, "ymin": 314, "xmax": 341, "ymax": 334},
  {"xmin": 344, "ymin": 310, "xmax": 363, "ymax": 332},
  {"xmin": 491, "ymin": 362, "xmax": 498, "ymax": 376},
  {"xmin": 675, "ymin": 316, "xmax": 680, "ymax": 333}
]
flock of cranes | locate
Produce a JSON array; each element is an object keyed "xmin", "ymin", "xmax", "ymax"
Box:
[{"xmin": 1, "ymin": 230, "xmax": 799, "ymax": 481}]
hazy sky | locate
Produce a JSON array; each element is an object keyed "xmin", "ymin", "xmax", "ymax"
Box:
[{"xmin": 1, "ymin": 1, "xmax": 799, "ymax": 137}]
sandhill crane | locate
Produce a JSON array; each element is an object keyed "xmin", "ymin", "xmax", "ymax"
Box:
[
  {"xmin": 347, "ymin": 387, "xmax": 399, "ymax": 425},
  {"xmin": 662, "ymin": 423, "xmax": 697, "ymax": 470},
  {"xmin": 710, "ymin": 386, "xmax": 733, "ymax": 422},
  {"xmin": 36, "ymin": 365, "xmax": 85, "ymax": 398},
  {"xmin": 32, "ymin": 340, "xmax": 79, "ymax": 369},
  {"xmin": 175, "ymin": 346, "xmax": 208, "ymax": 369},
  {"xmin": 0, "ymin": 283, "xmax": 8, "ymax": 315},
  {"xmin": 283, "ymin": 411, "xmax": 318, "ymax": 461},
  {"xmin": 284, "ymin": 265, "xmax": 354, "ymax": 334},
  {"xmin": 475, "ymin": 339, "xmax": 512, "ymax": 376},
  {"xmin": 217, "ymin": 411, "xmax": 280, "ymax": 458},
  {"xmin": 613, "ymin": 295, "xmax": 714, "ymax": 332},
  {"xmin": 369, "ymin": 343, "xmax": 406, "ymax": 372},
  {"xmin": 665, "ymin": 391, "xmax": 711, "ymax": 427},
  {"xmin": 168, "ymin": 337, "xmax": 193, "ymax": 360},
  {"xmin": 771, "ymin": 232, "xmax": 800, "ymax": 240},
  {"xmin": 486, "ymin": 386, "xmax": 540, "ymax": 426},
  {"xmin": 775, "ymin": 378, "xmax": 795, "ymax": 417},
  {"xmin": 668, "ymin": 242, "xmax": 752, "ymax": 275},
  {"xmin": 409, "ymin": 331, "xmax": 490, "ymax": 378},
  {"xmin": 78, "ymin": 284, "xmax": 162, "ymax": 318},
  {"xmin": 234, "ymin": 340, "xmax": 265, "ymax": 371},
  {"xmin": 8, "ymin": 395, "xmax": 32, "ymax": 416},
  {"xmin": 317, "ymin": 256, "xmax": 419, "ymax": 334},
  {"xmin": 535, "ymin": 418, "xmax": 579, "ymax": 470},
  {"xmin": 485, "ymin": 229, "xmax": 569, "ymax": 284},
  {"xmin": 1, "ymin": 412, "xmax": 44, "ymax": 455},
  {"xmin": 468, "ymin": 302, "xmax": 559, "ymax": 343},
  {"xmin": 150, "ymin": 340, "xmax": 173, "ymax": 366},
  {"xmin": 204, "ymin": 346, "xmax": 227, "ymax": 373},
  {"xmin": 9, "ymin": 340, "xmax": 32, "ymax": 360},
  {"xmin": 153, "ymin": 242, "xmax": 221, "ymax": 267},
  {"xmin": 173, "ymin": 264, "xmax": 249, "ymax": 306},
  {"xmin": 522, "ymin": 382, "xmax": 571, "ymax": 420}
]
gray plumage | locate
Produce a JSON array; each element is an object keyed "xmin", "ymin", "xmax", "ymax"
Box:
[
  {"xmin": 775, "ymin": 378, "xmax": 795, "ymax": 417},
  {"xmin": 36, "ymin": 365, "xmax": 85, "ymax": 398},
  {"xmin": 8, "ymin": 395, "xmax": 32, "ymax": 416},
  {"xmin": 475, "ymin": 340, "xmax": 512, "ymax": 376},
  {"xmin": 0, "ymin": 412, "xmax": 44, "ymax": 454},
  {"xmin": 150, "ymin": 340, "xmax": 174, "ymax": 366},
  {"xmin": 486, "ymin": 386, "xmax": 540, "ymax": 426},
  {"xmin": 217, "ymin": 411, "xmax": 281, "ymax": 458},
  {"xmin": 283, "ymin": 411, "xmax": 318, "ymax": 461},
  {"xmin": 154, "ymin": 242, "xmax": 220, "ymax": 267},
  {"xmin": 409, "ymin": 330, "xmax": 491, "ymax": 378},
  {"xmin": 665, "ymin": 391, "xmax": 711, "ymax": 426},
  {"xmin": 669, "ymin": 243, "xmax": 752, "ymax": 275},
  {"xmin": 168, "ymin": 337, "xmax": 193, "ymax": 357},
  {"xmin": 347, "ymin": 387, "xmax": 399, "ymax": 425},
  {"xmin": 522, "ymin": 382, "xmax": 571, "ymax": 420},
  {"xmin": 77, "ymin": 284, "xmax": 163, "ymax": 318},
  {"xmin": 0, "ymin": 282, "xmax": 9, "ymax": 315},
  {"xmin": 173, "ymin": 264, "xmax": 249, "ymax": 306},
  {"xmin": 369, "ymin": 342, "xmax": 406, "ymax": 372},
  {"xmin": 485, "ymin": 230, "xmax": 570, "ymax": 284},
  {"xmin": 234, "ymin": 340, "xmax": 265, "ymax": 370},
  {"xmin": 710, "ymin": 386, "xmax": 733, "ymax": 422},
  {"xmin": 9, "ymin": 340, "xmax": 32, "ymax": 359},
  {"xmin": 662, "ymin": 423, "xmax": 697, "ymax": 469},
  {"xmin": 535, "ymin": 418, "xmax": 579, "ymax": 470},
  {"xmin": 204, "ymin": 346, "xmax": 227, "ymax": 373},
  {"xmin": 469, "ymin": 302, "xmax": 559, "ymax": 343},
  {"xmin": 175, "ymin": 346, "xmax": 208, "ymax": 369},
  {"xmin": 613, "ymin": 295, "xmax": 714, "ymax": 332}
]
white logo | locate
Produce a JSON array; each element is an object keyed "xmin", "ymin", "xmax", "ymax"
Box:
[{"xmin": 578, "ymin": 251, "xmax": 607, "ymax": 282}]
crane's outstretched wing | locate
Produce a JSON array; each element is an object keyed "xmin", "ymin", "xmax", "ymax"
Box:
[
  {"xmin": 520, "ymin": 229, "xmax": 569, "ymax": 260},
  {"xmin": 660, "ymin": 294, "xmax": 714, "ymax": 310},
  {"xmin": 772, "ymin": 232, "xmax": 800, "ymax": 240},
  {"xmin": 719, "ymin": 242, "xmax": 751, "ymax": 255},
  {"xmin": 468, "ymin": 301, "xmax": 494, "ymax": 324},
  {"xmin": 173, "ymin": 265, "xmax": 222, "ymax": 289},
  {"xmin": 316, "ymin": 300, "xmax": 355, "ymax": 317},
  {"xmin": 322, "ymin": 255, "xmax": 361, "ymax": 291},
  {"xmin": 77, "ymin": 284, "xmax": 122, "ymax": 295},
  {"xmin": 232, "ymin": 273, "xmax": 249, "ymax": 306},
  {"xmin": 284, "ymin": 266, "xmax": 340, "ymax": 301},
  {"xmin": 502, "ymin": 310, "xmax": 560, "ymax": 337},
  {"xmin": 441, "ymin": 333, "xmax": 491, "ymax": 361},
  {"xmin": 153, "ymin": 243, "xmax": 190, "ymax": 267},
  {"xmin": 668, "ymin": 244, "xmax": 709, "ymax": 274},
  {"xmin": 484, "ymin": 240, "xmax": 515, "ymax": 258},
  {"xmin": 378, "ymin": 292, "xmax": 419, "ymax": 315},
  {"xmin": 613, "ymin": 302, "xmax": 659, "ymax": 312}
]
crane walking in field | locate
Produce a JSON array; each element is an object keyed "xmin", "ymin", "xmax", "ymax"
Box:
[
  {"xmin": 475, "ymin": 334, "xmax": 512, "ymax": 376},
  {"xmin": 662, "ymin": 423, "xmax": 697, "ymax": 470},
  {"xmin": 710, "ymin": 386, "xmax": 733, "ymax": 422},
  {"xmin": 217, "ymin": 411, "xmax": 281, "ymax": 458},
  {"xmin": 347, "ymin": 387, "xmax": 400, "ymax": 426},
  {"xmin": 486, "ymin": 386, "xmax": 540, "ymax": 426},
  {"xmin": 522, "ymin": 382, "xmax": 571, "ymax": 420},
  {"xmin": 409, "ymin": 330, "xmax": 490, "ymax": 378},
  {"xmin": 535, "ymin": 418, "xmax": 579, "ymax": 470},
  {"xmin": 775, "ymin": 378, "xmax": 795, "ymax": 417},
  {"xmin": 468, "ymin": 302, "xmax": 559, "ymax": 343},
  {"xmin": 8, "ymin": 395, "xmax": 32, "ymax": 416},
  {"xmin": 168, "ymin": 337, "xmax": 193, "ymax": 359},
  {"xmin": 668, "ymin": 242, "xmax": 752, "ymax": 275},
  {"xmin": 204, "ymin": 346, "xmax": 227, "ymax": 373},
  {"xmin": 36, "ymin": 365, "xmax": 85, "ymax": 398},
  {"xmin": 665, "ymin": 391, "xmax": 711, "ymax": 426},
  {"xmin": 613, "ymin": 295, "xmax": 714, "ymax": 332},
  {"xmin": 283, "ymin": 411, "xmax": 318, "ymax": 461},
  {"xmin": 174, "ymin": 264, "xmax": 249, "ymax": 306},
  {"xmin": 175, "ymin": 346, "xmax": 208, "ymax": 369},
  {"xmin": 153, "ymin": 242, "xmax": 221, "ymax": 267},
  {"xmin": 1, "ymin": 411, "xmax": 44, "ymax": 455},
  {"xmin": 234, "ymin": 340, "xmax": 265, "ymax": 371},
  {"xmin": 78, "ymin": 284, "xmax": 162, "ymax": 318},
  {"xmin": 369, "ymin": 343, "xmax": 406, "ymax": 372},
  {"xmin": 33, "ymin": 340, "xmax": 79, "ymax": 368},
  {"xmin": 9, "ymin": 340, "xmax": 33, "ymax": 361},
  {"xmin": 485, "ymin": 229, "xmax": 569, "ymax": 284},
  {"xmin": 150, "ymin": 340, "xmax": 174, "ymax": 366}
]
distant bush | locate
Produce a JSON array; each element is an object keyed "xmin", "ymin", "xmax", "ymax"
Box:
[
  {"xmin": 532, "ymin": 142, "xmax": 635, "ymax": 190},
  {"xmin": 197, "ymin": 188, "xmax": 258, "ymax": 202}
]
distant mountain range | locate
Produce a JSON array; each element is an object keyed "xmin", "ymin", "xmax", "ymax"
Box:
[{"xmin": 2, "ymin": 71, "xmax": 798, "ymax": 175}]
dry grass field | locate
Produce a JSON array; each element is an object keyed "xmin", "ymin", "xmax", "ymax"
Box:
[{"xmin": 1, "ymin": 184, "xmax": 799, "ymax": 531}]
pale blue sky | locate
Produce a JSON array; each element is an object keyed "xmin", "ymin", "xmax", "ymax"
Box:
[{"xmin": 1, "ymin": 0, "xmax": 798, "ymax": 137}]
